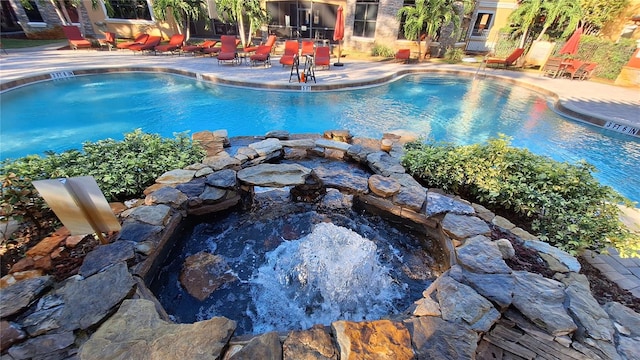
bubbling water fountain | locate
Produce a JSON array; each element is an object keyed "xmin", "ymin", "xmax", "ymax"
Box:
[
  {"xmin": 249, "ymin": 222, "xmax": 405, "ymax": 334},
  {"xmin": 151, "ymin": 202, "xmax": 438, "ymax": 335}
]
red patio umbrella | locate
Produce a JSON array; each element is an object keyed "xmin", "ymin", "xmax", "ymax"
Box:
[
  {"xmin": 333, "ymin": 6, "xmax": 344, "ymax": 66},
  {"xmin": 559, "ymin": 27, "xmax": 582, "ymax": 56}
]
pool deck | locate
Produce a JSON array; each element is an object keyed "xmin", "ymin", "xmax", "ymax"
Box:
[{"xmin": 1, "ymin": 43, "xmax": 639, "ymax": 297}]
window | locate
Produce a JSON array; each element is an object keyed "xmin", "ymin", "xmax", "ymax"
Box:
[
  {"xmin": 353, "ymin": 0, "xmax": 378, "ymax": 38},
  {"xmin": 23, "ymin": 1, "xmax": 44, "ymax": 22},
  {"xmin": 106, "ymin": 0, "xmax": 152, "ymax": 21},
  {"xmin": 471, "ymin": 12, "xmax": 493, "ymax": 37}
]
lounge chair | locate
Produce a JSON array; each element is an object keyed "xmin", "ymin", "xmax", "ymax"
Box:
[
  {"xmin": 116, "ymin": 34, "xmax": 149, "ymax": 50},
  {"xmin": 395, "ymin": 49, "xmax": 411, "ymax": 63},
  {"xmin": 280, "ymin": 40, "xmax": 299, "ymax": 67},
  {"xmin": 129, "ymin": 36, "xmax": 161, "ymax": 53},
  {"xmin": 485, "ymin": 48, "xmax": 524, "ymax": 68},
  {"xmin": 244, "ymin": 35, "xmax": 277, "ymax": 53},
  {"xmin": 314, "ymin": 46, "xmax": 331, "ymax": 69},
  {"xmin": 217, "ymin": 35, "xmax": 239, "ymax": 65},
  {"xmin": 300, "ymin": 40, "xmax": 315, "ymax": 56},
  {"xmin": 562, "ymin": 60, "xmax": 587, "ymax": 80},
  {"xmin": 155, "ymin": 34, "xmax": 185, "ymax": 55},
  {"xmin": 181, "ymin": 40, "xmax": 217, "ymax": 56},
  {"xmin": 206, "ymin": 38, "xmax": 240, "ymax": 56},
  {"xmin": 250, "ymin": 45, "xmax": 272, "ymax": 67},
  {"xmin": 541, "ymin": 57, "xmax": 563, "ymax": 78},
  {"xmin": 98, "ymin": 32, "xmax": 116, "ymax": 51},
  {"xmin": 574, "ymin": 62, "xmax": 597, "ymax": 80},
  {"xmin": 61, "ymin": 25, "xmax": 92, "ymax": 50}
]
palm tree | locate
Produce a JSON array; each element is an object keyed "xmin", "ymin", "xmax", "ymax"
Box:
[
  {"xmin": 397, "ymin": 0, "xmax": 460, "ymax": 59},
  {"xmin": 153, "ymin": 0, "xmax": 208, "ymax": 41},
  {"xmin": 216, "ymin": 0, "xmax": 269, "ymax": 48},
  {"xmin": 507, "ymin": 0, "xmax": 544, "ymax": 48},
  {"xmin": 397, "ymin": 0, "xmax": 428, "ymax": 59},
  {"xmin": 535, "ymin": 0, "xmax": 582, "ymax": 41}
]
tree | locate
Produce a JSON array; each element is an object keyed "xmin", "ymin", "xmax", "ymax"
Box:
[
  {"xmin": 535, "ymin": 0, "xmax": 582, "ymax": 41},
  {"xmin": 216, "ymin": 0, "xmax": 269, "ymax": 48},
  {"xmin": 397, "ymin": 0, "xmax": 460, "ymax": 60},
  {"xmin": 152, "ymin": 0, "xmax": 208, "ymax": 41},
  {"xmin": 580, "ymin": 0, "xmax": 628, "ymax": 35},
  {"xmin": 507, "ymin": 0, "xmax": 544, "ymax": 48}
]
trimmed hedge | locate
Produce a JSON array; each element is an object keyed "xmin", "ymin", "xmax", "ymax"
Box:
[
  {"xmin": 1, "ymin": 130, "xmax": 204, "ymax": 228},
  {"xmin": 401, "ymin": 137, "xmax": 639, "ymax": 257}
]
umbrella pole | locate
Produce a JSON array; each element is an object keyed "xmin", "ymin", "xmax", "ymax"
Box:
[{"xmin": 335, "ymin": 41, "xmax": 344, "ymax": 66}]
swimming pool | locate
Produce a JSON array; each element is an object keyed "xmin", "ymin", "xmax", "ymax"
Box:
[{"xmin": 1, "ymin": 73, "xmax": 638, "ymax": 203}]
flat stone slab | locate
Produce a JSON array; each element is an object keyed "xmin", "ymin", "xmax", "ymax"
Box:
[
  {"xmin": 237, "ymin": 163, "xmax": 311, "ymax": 187},
  {"xmin": 315, "ymin": 138, "xmax": 351, "ymax": 152},
  {"xmin": 155, "ymin": 169, "xmax": 196, "ymax": 184},
  {"xmin": 425, "ymin": 192, "xmax": 475, "ymax": 217},
  {"xmin": 0, "ymin": 276, "xmax": 52, "ymax": 318},
  {"xmin": 80, "ymin": 299, "xmax": 236, "ymax": 360},
  {"xmin": 442, "ymin": 213, "xmax": 491, "ymax": 240}
]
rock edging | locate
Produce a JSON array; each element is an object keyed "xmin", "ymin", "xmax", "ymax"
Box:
[{"xmin": 1, "ymin": 129, "xmax": 638, "ymax": 360}]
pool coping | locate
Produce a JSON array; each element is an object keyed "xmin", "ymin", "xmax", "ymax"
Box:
[{"xmin": 1, "ymin": 65, "xmax": 638, "ymax": 138}]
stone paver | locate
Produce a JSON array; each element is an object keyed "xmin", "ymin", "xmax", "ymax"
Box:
[{"xmin": 0, "ymin": 43, "xmax": 638, "ymax": 298}]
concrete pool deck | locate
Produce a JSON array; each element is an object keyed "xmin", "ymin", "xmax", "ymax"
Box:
[{"xmin": 0, "ymin": 43, "xmax": 639, "ymax": 298}]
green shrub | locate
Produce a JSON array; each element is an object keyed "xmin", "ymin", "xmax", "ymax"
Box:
[
  {"xmin": 371, "ymin": 43, "xmax": 396, "ymax": 58},
  {"xmin": 402, "ymin": 136, "xmax": 639, "ymax": 257},
  {"xmin": 1, "ymin": 130, "xmax": 205, "ymax": 227},
  {"xmin": 573, "ymin": 35, "xmax": 635, "ymax": 80},
  {"xmin": 444, "ymin": 47, "xmax": 464, "ymax": 63}
]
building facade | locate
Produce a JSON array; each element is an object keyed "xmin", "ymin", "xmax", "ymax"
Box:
[{"xmin": 4, "ymin": 0, "xmax": 527, "ymax": 54}]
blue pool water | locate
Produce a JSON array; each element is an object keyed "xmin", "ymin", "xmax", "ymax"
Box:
[{"xmin": 1, "ymin": 73, "xmax": 638, "ymax": 203}]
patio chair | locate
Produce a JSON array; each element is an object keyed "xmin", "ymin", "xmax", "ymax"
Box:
[
  {"xmin": 575, "ymin": 62, "xmax": 597, "ymax": 80},
  {"xmin": 562, "ymin": 60, "xmax": 585, "ymax": 80},
  {"xmin": 98, "ymin": 32, "xmax": 116, "ymax": 51},
  {"xmin": 61, "ymin": 25, "xmax": 92, "ymax": 50},
  {"xmin": 207, "ymin": 38, "xmax": 240, "ymax": 56},
  {"xmin": 395, "ymin": 49, "xmax": 411, "ymax": 63},
  {"xmin": 280, "ymin": 40, "xmax": 299, "ymax": 67},
  {"xmin": 244, "ymin": 35, "xmax": 277, "ymax": 53},
  {"xmin": 485, "ymin": 48, "xmax": 524, "ymax": 68},
  {"xmin": 217, "ymin": 35, "xmax": 240, "ymax": 65},
  {"xmin": 116, "ymin": 34, "xmax": 149, "ymax": 50},
  {"xmin": 541, "ymin": 57, "xmax": 563, "ymax": 78},
  {"xmin": 314, "ymin": 46, "xmax": 331, "ymax": 69},
  {"xmin": 154, "ymin": 34, "xmax": 185, "ymax": 55},
  {"xmin": 250, "ymin": 45, "xmax": 272, "ymax": 67},
  {"xmin": 129, "ymin": 36, "xmax": 161, "ymax": 54},
  {"xmin": 181, "ymin": 40, "xmax": 217, "ymax": 56},
  {"xmin": 300, "ymin": 40, "xmax": 315, "ymax": 56}
]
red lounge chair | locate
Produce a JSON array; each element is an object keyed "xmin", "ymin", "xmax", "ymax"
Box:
[
  {"xmin": 98, "ymin": 32, "xmax": 116, "ymax": 51},
  {"xmin": 485, "ymin": 48, "xmax": 524, "ymax": 68},
  {"xmin": 61, "ymin": 26, "xmax": 92, "ymax": 50},
  {"xmin": 280, "ymin": 40, "xmax": 299, "ymax": 67},
  {"xmin": 574, "ymin": 62, "xmax": 597, "ymax": 80},
  {"xmin": 314, "ymin": 46, "xmax": 331, "ymax": 69},
  {"xmin": 244, "ymin": 35, "xmax": 277, "ymax": 53},
  {"xmin": 129, "ymin": 36, "xmax": 161, "ymax": 53},
  {"xmin": 117, "ymin": 34, "xmax": 149, "ymax": 50},
  {"xmin": 182, "ymin": 40, "xmax": 217, "ymax": 56},
  {"xmin": 217, "ymin": 35, "xmax": 239, "ymax": 65},
  {"xmin": 395, "ymin": 49, "xmax": 410, "ymax": 63},
  {"xmin": 250, "ymin": 45, "xmax": 272, "ymax": 67},
  {"xmin": 563, "ymin": 60, "xmax": 588, "ymax": 80},
  {"xmin": 300, "ymin": 40, "xmax": 315, "ymax": 56},
  {"xmin": 206, "ymin": 38, "xmax": 240, "ymax": 56},
  {"xmin": 155, "ymin": 34, "xmax": 185, "ymax": 55}
]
